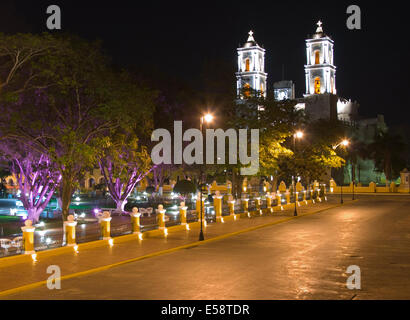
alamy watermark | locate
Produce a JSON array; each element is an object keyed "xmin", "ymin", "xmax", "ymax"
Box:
[
  {"xmin": 46, "ymin": 264, "xmax": 61, "ymax": 290},
  {"xmin": 151, "ymin": 121, "xmax": 259, "ymax": 175},
  {"xmin": 346, "ymin": 265, "xmax": 361, "ymax": 290},
  {"xmin": 346, "ymin": 5, "xmax": 361, "ymax": 30},
  {"xmin": 46, "ymin": 5, "xmax": 61, "ymax": 30}
]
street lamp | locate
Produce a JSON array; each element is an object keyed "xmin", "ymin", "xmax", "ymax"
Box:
[
  {"xmin": 293, "ymin": 131, "xmax": 303, "ymax": 216},
  {"xmin": 332, "ymin": 139, "xmax": 349, "ymax": 150},
  {"xmin": 333, "ymin": 139, "xmax": 349, "ymax": 204},
  {"xmin": 198, "ymin": 113, "xmax": 213, "ymax": 241}
]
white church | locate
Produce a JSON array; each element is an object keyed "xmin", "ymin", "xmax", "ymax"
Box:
[
  {"xmin": 235, "ymin": 21, "xmax": 388, "ymax": 185},
  {"xmin": 236, "ymin": 21, "xmax": 359, "ymax": 123}
]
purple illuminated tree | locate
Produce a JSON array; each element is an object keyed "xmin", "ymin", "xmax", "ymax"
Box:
[
  {"xmin": 0, "ymin": 35, "xmax": 156, "ymax": 220},
  {"xmin": 0, "ymin": 141, "xmax": 60, "ymax": 223},
  {"xmin": 98, "ymin": 133, "xmax": 153, "ymax": 213},
  {"xmin": 151, "ymin": 163, "xmax": 181, "ymax": 196},
  {"xmin": 12, "ymin": 155, "xmax": 60, "ymax": 223}
]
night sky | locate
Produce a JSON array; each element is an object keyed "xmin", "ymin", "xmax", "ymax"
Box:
[{"xmin": 2, "ymin": 0, "xmax": 409, "ymax": 125}]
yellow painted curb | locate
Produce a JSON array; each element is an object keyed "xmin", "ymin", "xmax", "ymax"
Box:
[
  {"xmin": 0, "ymin": 223, "xmax": 198, "ymax": 267},
  {"xmin": 0, "ymin": 200, "xmax": 348, "ymax": 298}
]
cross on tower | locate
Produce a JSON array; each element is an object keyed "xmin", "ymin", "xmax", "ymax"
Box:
[
  {"xmin": 315, "ymin": 20, "xmax": 323, "ymax": 33},
  {"xmin": 247, "ymin": 30, "xmax": 255, "ymax": 42}
]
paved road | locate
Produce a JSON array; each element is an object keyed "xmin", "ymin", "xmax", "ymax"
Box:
[{"xmin": 5, "ymin": 195, "xmax": 410, "ymax": 299}]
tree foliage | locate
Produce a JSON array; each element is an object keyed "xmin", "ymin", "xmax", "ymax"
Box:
[
  {"xmin": 0, "ymin": 34, "xmax": 157, "ymax": 219},
  {"xmin": 367, "ymin": 131, "xmax": 407, "ymax": 183},
  {"xmin": 98, "ymin": 131, "xmax": 153, "ymax": 212},
  {"xmin": 173, "ymin": 179, "xmax": 197, "ymax": 197}
]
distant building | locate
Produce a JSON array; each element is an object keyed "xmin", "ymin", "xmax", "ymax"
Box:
[{"xmin": 273, "ymin": 80, "xmax": 295, "ymax": 101}]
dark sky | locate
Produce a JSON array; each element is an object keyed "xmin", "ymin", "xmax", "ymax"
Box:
[{"xmin": 2, "ymin": 0, "xmax": 409, "ymax": 125}]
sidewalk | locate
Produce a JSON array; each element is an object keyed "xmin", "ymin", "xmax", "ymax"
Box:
[{"xmin": 0, "ymin": 198, "xmax": 348, "ymax": 296}]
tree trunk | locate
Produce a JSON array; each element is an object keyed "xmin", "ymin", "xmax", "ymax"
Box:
[
  {"xmin": 61, "ymin": 179, "xmax": 73, "ymax": 221},
  {"xmin": 115, "ymin": 199, "xmax": 127, "ymax": 213},
  {"xmin": 236, "ymin": 174, "xmax": 243, "ymax": 199},
  {"xmin": 231, "ymin": 168, "xmax": 236, "ymax": 197},
  {"xmin": 27, "ymin": 208, "xmax": 40, "ymax": 224},
  {"xmin": 57, "ymin": 197, "xmax": 62, "ymax": 210},
  {"xmin": 272, "ymin": 176, "xmax": 278, "ymax": 193}
]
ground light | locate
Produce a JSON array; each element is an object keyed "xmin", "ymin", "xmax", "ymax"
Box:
[{"xmin": 198, "ymin": 112, "xmax": 214, "ymax": 241}]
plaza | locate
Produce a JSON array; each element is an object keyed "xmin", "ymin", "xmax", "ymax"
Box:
[{"xmin": 0, "ymin": 1, "xmax": 409, "ymax": 303}]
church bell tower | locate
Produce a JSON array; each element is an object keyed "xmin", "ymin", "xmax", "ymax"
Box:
[
  {"xmin": 304, "ymin": 21, "xmax": 336, "ymax": 96},
  {"xmin": 236, "ymin": 31, "xmax": 267, "ymax": 99}
]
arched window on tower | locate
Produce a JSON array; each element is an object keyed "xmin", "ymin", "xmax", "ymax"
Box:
[
  {"xmin": 314, "ymin": 77, "xmax": 321, "ymax": 94},
  {"xmin": 243, "ymin": 83, "xmax": 251, "ymax": 97},
  {"xmin": 245, "ymin": 58, "xmax": 250, "ymax": 72},
  {"xmin": 314, "ymin": 51, "xmax": 320, "ymax": 64}
]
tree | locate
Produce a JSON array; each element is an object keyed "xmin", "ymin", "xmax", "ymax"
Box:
[
  {"xmin": 0, "ymin": 141, "xmax": 60, "ymax": 222},
  {"xmin": 0, "ymin": 163, "xmax": 10, "ymax": 198},
  {"xmin": 0, "ymin": 35, "xmax": 156, "ymax": 220},
  {"xmin": 0, "ymin": 166, "xmax": 10, "ymax": 183},
  {"xmin": 0, "ymin": 33, "xmax": 65, "ymax": 100},
  {"xmin": 151, "ymin": 163, "xmax": 181, "ymax": 196},
  {"xmin": 284, "ymin": 119, "xmax": 346, "ymax": 185},
  {"xmin": 98, "ymin": 132, "xmax": 153, "ymax": 212},
  {"xmin": 227, "ymin": 94, "xmax": 347, "ymax": 189},
  {"xmin": 228, "ymin": 94, "xmax": 305, "ymax": 193},
  {"xmin": 173, "ymin": 179, "xmax": 197, "ymax": 200},
  {"xmin": 367, "ymin": 131, "xmax": 407, "ymax": 185}
]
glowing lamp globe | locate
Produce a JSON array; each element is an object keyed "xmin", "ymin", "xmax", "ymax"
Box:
[
  {"xmin": 204, "ymin": 114, "xmax": 213, "ymax": 123},
  {"xmin": 295, "ymin": 131, "xmax": 304, "ymax": 139}
]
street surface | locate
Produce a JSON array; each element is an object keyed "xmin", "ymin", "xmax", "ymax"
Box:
[{"xmin": 4, "ymin": 195, "xmax": 410, "ymax": 299}]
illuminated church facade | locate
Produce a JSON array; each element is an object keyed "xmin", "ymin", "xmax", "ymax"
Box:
[
  {"xmin": 236, "ymin": 22, "xmax": 359, "ymax": 123},
  {"xmin": 236, "ymin": 22, "xmax": 387, "ymax": 185}
]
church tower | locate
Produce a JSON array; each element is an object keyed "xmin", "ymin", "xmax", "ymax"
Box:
[
  {"xmin": 304, "ymin": 21, "xmax": 336, "ymax": 96},
  {"xmin": 236, "ymin": 31, "xmax": 267, "ymax": 99}
]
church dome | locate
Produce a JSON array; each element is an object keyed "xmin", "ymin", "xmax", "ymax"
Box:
[{"xmin": 243, "ymin": 40, "xmax": 258, "ymax": 48}]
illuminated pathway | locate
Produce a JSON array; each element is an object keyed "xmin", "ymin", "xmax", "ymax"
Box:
[{"xmin": 3, "ymin": 195, "xmax": 410, "ymax": 299}]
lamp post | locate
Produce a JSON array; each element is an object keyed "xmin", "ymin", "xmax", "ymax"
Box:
[
  {"xmin": 340, "ymin": 172, "xmax": 343, "ymax": 204},
  {"xmin": 333, "ymin": 139, "xmax": 349, "ymax": 204},
  {"xmin": 352, "ymin": 179, "xmax": 355, "ymax": 200},
  {"xmin": 352, "ymin": 164, "xmax": 355, "ymax": 200},
  {"xmin": 293, "ymin": 131, "xmax": 303, "ymax": 216},
  {"xmin": 198, "ymin": 113, "xmax": 213, "ymax": 241}
]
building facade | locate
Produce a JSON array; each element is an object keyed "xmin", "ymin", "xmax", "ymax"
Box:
[{"xmin": 273, "ymin": 80, "xmax": 295, "ymax": 101}]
